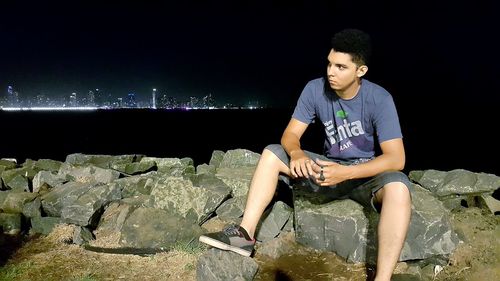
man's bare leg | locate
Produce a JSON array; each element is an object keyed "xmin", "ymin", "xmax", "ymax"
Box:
[
  {"xmin": 374, "ymin": 182, "xmax": 411, "ymax": 281},
  {"xmin": 240, "ymin": 148, "xmax": 290, "ymax": 238}
]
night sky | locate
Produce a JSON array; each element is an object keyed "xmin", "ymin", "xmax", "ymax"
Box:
[
  {"xmin": 0, "ymin": 1, "xmax": 498, "ymax": 173},
  {"xmin": 1, "ymin": 1, "xmax": 496, "ymax": 106}
]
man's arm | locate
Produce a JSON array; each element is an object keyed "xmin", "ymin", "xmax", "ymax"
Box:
[
  {"xmin": 349, "ymin": 138, "xmax": 405, "ymax": 177},
  {"xmin": 281, "ymin": 118, "xmax": 312, "ymax": 178},
  {"xmin": 313, "ymin": 138, "xmax": 405, "ymax": 186}
]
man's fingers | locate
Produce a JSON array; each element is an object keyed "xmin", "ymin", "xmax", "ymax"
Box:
[
  {"xmin": 300, "ymin": 159, "xmax": 311, "ymax": 177},
  {"xmin": 293, "ymin": 162, "xmax": 305, "ymax": 178},
  {"xmin": 319, "ymin": 166, "xmax": 325, "ymax": 181},
  {"xmin": 290, "ymin": 163, "xmax": 298, "ymax": 178},
  {"xmin": 305, "ymin": 159, "xmax": 314, "ymax": 176},
  {"xmin": 291, "ymin": 159, "xmax": 313, "ymax": 178}
]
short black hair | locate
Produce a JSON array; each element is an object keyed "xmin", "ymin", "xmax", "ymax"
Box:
[{"xmin": 331, "ymin": 28, "xmax": 372, "ymax": 66}]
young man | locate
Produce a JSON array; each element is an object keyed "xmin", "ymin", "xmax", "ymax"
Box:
[{"xmin": 199, "ymin": 28, "xmax": 412, "ymax": 281}]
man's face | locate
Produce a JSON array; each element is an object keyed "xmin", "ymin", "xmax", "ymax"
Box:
[{"xmin": 326, "ymin": 49, "xmax": 360, "ymax": 91}]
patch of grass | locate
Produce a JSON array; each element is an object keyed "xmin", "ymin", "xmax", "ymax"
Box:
[
  {"xmin": 70, "ymin": 273, "xmax": 99, "ymax": 281},
  {"xmin": 171, "ymin": 239, "xmax": 207, "ymax": 255},
  {"xmin": 0, "ymin": 262, "xmax": 32, "ymax": 281},
  {"xmin": 184, "ymin": 263, "xmax": 195, "ymax": 271}
]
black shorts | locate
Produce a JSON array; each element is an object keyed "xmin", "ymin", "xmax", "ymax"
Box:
[{"xmin": 265, "ymin": 144, "xmax": 412, "ymax": 212}]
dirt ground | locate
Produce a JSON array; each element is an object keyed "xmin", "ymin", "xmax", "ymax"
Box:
[
  {"xmin": 0, "ymin": 207, "xmax": 498, "ymax": 281},
  {"xmin": 432, "ymin": 207, "xmax": 499, "ymax": 281}
]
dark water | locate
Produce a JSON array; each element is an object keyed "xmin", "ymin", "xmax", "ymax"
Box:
[
  {"xmin": 0, "ymin": 108, "xmax": 296, "ymax": 166},
  {"xmin": 0, "ymin": 108, "xmax": 496, "ymax": 175}
]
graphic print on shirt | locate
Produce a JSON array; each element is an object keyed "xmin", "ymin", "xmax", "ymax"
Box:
[{"xmin": 324, "ymin": 109, "xmax": 366, "ymax": 157}]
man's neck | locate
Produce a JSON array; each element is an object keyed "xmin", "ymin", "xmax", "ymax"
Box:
[{"xmin": 336, "ymin": 80, "xmax": 362, "ymax": 100}]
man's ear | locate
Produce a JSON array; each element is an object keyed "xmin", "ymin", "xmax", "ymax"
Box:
[{"xmin": 356, "ymin": 65, "xmax": 368, "ymax": 77}]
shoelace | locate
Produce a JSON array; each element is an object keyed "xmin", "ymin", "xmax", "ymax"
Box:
[{"xmin": 223, "ymin": 225, "xmax": 240, "ymax": 236}]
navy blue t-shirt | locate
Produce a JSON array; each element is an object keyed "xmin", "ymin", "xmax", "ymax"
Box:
[{"xmin": 292, "ymin": 77, "xmax": 402, "ymax": 163}]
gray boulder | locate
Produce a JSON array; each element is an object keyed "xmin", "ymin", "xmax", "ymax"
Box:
[
  {"xmin": 196, "ymin": 249, "xmax": 258, "ymax": 281},
  {"xmin": 293, "ymin": 183, "xmax": 460, "ymax": 263}
]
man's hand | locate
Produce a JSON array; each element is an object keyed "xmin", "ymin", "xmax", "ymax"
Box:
[
  {"xmin": 289, "ymin": 150, "xmax": 314, "ymax": 178},
  {"xmin": 311, "ymin": 159, "xmax": 351, "ymax": 186}
]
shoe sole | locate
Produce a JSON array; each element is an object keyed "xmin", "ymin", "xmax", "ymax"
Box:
[{"xmin": 199, "ymin": 235, "xmax": 252, "ymax": 257}]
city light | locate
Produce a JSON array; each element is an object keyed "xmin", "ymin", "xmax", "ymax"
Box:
[
  {"xmin": 1, "ymin": 86, "xmax": 265, "ymax": 110},
  {"xmin": 1, "ymin": 107, "xmax": 98, "ymax": 111}
]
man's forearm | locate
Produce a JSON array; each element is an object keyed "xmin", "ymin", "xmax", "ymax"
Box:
[
  {"xmin": 345, "ymin": 153, "xmax": 405, "ymax": 180},
  {"xmin": 281, "ymin": 132, "xmax": 302, "ymax": 157}
]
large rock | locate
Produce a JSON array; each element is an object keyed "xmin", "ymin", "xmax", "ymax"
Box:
[
  {"xmin": 0, "ymin": 213, "xmax": 22, "ymax": 234},
  {"xmin": 61, "ymin": 182, "xmax": 122, "ymax": 227},
  {"xmin": 399, "ymin": 184, "xmax": 460, "ymax": 260},
  {"xmin": 294, "ymin": 193, "xmax": 371, "ymax": 263},
  {"xmin": 113, "ymin": 172, "xmax": 159, "ymax": 197},
  {"xmin": 112, "ymin": 161, "xmax": 156, "ymax": 175},
  {"xmin": 65, "ymin": 153, "xmax": 137, "ymax": 169},
  {"xmin": 1, "ymin": 191, "xmax": 38, "ymax": 213},
  {"xmin": 141, "ymin": 157, "xmax": 195, "ymax": 176},
  {"xmin": 196, "ymin": 249, "xmax": 258, "ymax": 281},
  {"xmin": 151, "ymin": 176, "xmax": 230, "ymax": 224},
  {"xmin": 0, "ymin": 159, "xmax": 17, "ymax": 170},
  {"xmin": 119, "ymin": 207, "xmax": 203, "ymax": 249},
  {"xmin": 32, "ymin": 170, "xmax": 66, "ymax": 193},
  {"xmin": 40, "ymin": 182, "xmax": 94, "ymax": 217},
  {"xmin": 0, "ymin": 191, "xmax": 8, "ymax": 207},
  {"xmin": 255, "ymin": 201, "xmax": 293, "ymax": 242},
  {"xmin": 293, "ymin": 183, "xmax": 460, "ymax": 263},
  {"xmin": 22, "ymin": 197, "xmax": 42, "ymax": 218},
  {"xmin": 33, "ymin": 159, "xmax": 63, "ymax": 172},
  {"xmin": 195, "ymin": 163, "xmax": 216, "ymax": 175},
  {"xmin": 215, "ymin": 167, "xmax": 255, "ymax": 197},
  {"xmin": 31, "ymin": 216, "xmax": 64, "ymax": 235},
  {"xmin": 208, "ymin": 150, "xmax": 225, "ymax": 169},
  {"xmin": 95, "ymin": 201, "xmax": 134, "ymax": 237},
  {"xmin": 477, "ymin": 194, "xmax": 500, "ymax": 215},
  {"xmin": 216, "ymin": 196, "xmax": 246, "ymax": 220},
  {"xmin": 218, "ymin": 149, "xmax": 260, "ymax": 169},
  {"xmin": 58, "ymin": 163, "xmax": 121, "ymax": 184},
  {"xmin": 3, "ymin": 174, "xmax": 30, "ymax": 191},
  {"xmin": 409, "ymin": 169, "xmax": 499, "ymax": 197},
  {"xmin": 1, "ymin": 167, "xmax": 38, "ymax": 188}
]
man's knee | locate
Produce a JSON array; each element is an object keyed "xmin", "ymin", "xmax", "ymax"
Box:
[
  {"xmin": 262, "ymin": 144, "xmax": 286, "ymax": 161},
  {"xmin": 376, "ymin": 182, "xmax": 411, "ymax": 205},
  {"xmin": 264, "ymin": 144, "xmax": 284, "ymax": 155},
  {"xmin": 261, "ymin": 144, "xmax": 290, "ymax": 173}
]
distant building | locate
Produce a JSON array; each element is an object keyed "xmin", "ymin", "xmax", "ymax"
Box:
[
  {"xmin": 94, "ymin": 89, "xmax": 103, "ymax": 107},
  {"xmin": 87, "ymin": 90, "xmax": 96, "ymax": 106},
  {"xmin": 189, "ymin": 96, "xmax": 199, "ymax": 108},
  {"xmin": 116, "ymin": 97, "xmax": 124, "ymax": 108},
  {"xmin": 203, "ymin": 93, "xmax": 215, "ymax": 108},
  {"xmin": 159, "ymin": 95, "xmax": 178, "ymax": 109},
  {"xmin": 125, "ymin": 93, "xmax": 137, "ymax": 108},
  {"xmin": 35, "ymin": 93, "xmax": 49, "ymax": 107},
  {"xmin": 69, "ymin": 92, "xmax": 77, "ymax": 107},
  {"xmin": 7, "ymin": 85, "xmax": 19, "ymax": 107},
  {"xmin": 152, "ymin": 88, "xmax": 157, "ymax": 109}
]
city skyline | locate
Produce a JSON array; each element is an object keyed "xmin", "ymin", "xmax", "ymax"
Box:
[
  {"xmin": 1, "ymin": 86, "xmax": 263, "ymax": 109},
  {"xmin": 1, "ymin": 83, "xmax": 267, "ymax": 107}
]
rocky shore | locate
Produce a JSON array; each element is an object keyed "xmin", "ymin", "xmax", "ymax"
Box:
[{"xmin": 1, "ymin": 150, "xmax": 498, "ymax": 280}]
